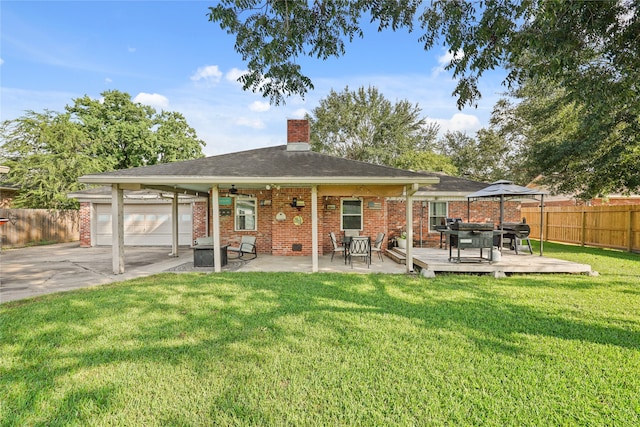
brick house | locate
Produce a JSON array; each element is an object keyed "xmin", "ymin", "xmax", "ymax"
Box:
[{"xmin": 76, "ymin": 119, "xmax": 521, "ymax": 274}]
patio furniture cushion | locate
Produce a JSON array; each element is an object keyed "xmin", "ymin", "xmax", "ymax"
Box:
[
  {"xmin": 371, "ymin": 232, "xmax": 385, "ymax": 261},
  {"xmin": 329, "ymin": 232, "xmax": 346, "ymax": 262},
  {"xmin": 348, "ymin": 236, "xmax": 370, "ymax": 268},
  {"xmin": 228, "ymin": 235, "xmax": 257, "ymax": 260}
]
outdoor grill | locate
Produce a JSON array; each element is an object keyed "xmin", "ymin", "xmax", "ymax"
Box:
[
  {"xmin": 501, "ymin": 222, "xmax": 533, "ymax": 254},
  {"xmin": 447, "ymin": 223, "xmax": 495, "ymax": 262}
]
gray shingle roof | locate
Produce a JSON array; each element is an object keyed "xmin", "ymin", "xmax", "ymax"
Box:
[
  {"xmin": 85, "ymin": 145, "xmax": 433, "ymax": 179},
  {"xmin": 80, "ymin": 145, "xmax": 440, "ymax": 196}
]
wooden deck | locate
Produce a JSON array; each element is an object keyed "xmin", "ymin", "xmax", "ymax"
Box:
[{"xmin": 392, "ymin": 247, "xmax": 593, "ymax": 275}]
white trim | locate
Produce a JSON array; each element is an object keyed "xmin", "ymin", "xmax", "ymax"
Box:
[{"xmin": 340, "ymin": 198, "xmax": 363, "ymax": 231}]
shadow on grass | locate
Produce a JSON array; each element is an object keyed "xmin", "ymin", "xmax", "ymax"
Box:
[{"xmin": 1, "ymin": 272, "xmax": 639, "ymax": 424}]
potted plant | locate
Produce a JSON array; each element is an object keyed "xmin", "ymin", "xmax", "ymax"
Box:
[{"xmin": 396, "ymin": 231, "xmax": 407, "ymax": 249}]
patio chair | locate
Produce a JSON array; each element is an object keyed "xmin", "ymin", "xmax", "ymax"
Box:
[
  {"xmin": 329, "ymin": 232, "xmax": 346, "ymax": 262},
  {"xmin": 371, "ymin": 232, "xmax": 385, "ymax": 262},
  {"xmin": 348, "ymin": 236, "xmax": 371, "ymax": 268},
  {"xmin": 344, "ymin": 229, "xmax": 360, "ymax": 238},
  {"xmin": 228, "ymin": 235, "xmax": 257, "ymax": 260}
]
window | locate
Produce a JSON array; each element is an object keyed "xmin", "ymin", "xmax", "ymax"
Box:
[
  {"xmin": 341, "ymin": 199, "xmax": 362, "ymax": 231},
  {"xmin": 429, "ymin": 202, "xmax": 447, "ymax": 231},
  {"xmin": 235, "ymin": 197, "xmax": 257, "ymax": 231}
]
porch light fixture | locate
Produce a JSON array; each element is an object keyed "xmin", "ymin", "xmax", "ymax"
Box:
[{"xmin": 290, "ymin": 197, "xmax": 305, "ymax": 209}]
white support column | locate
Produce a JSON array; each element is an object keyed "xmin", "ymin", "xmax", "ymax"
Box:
[
  {"xmin": 170, "ymin": 192, "xmax": 179, "ymax": 257},
  {"xmin": 405, "ymin": 186, "xmax": 414, "ymax": 274},
  {"xmin": 311, "ymin": 185, "xmax": 319, "ymax": 272},
  {"xmin": 211, "ymin": 185, "xmax": 222, "ymax": 273},
  {"xmin": 112, "ymin": 184, "xmax": 125, "ymax": 274}
]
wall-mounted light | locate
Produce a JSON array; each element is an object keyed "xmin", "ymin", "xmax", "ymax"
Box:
[{"xmin": 290, "ymin": 197, "xmax": 305, "ymax": 209}]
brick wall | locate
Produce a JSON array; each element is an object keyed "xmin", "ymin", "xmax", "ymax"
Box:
[
  {"xmin": 192, "ymin": 201, "xmax": 207, "ymax": 242},
  {"xmin": 201, "ymin": 189, "xmax": 526, "ymax": 253},
  {"xmin": 79, "ymin": 202, "xmax": 91, "ymax": 247},
  {"xmin": 387, "ymin": 199, "xmax": 522, "ymax": 248}
]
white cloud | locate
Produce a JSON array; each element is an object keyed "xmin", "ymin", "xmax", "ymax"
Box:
[
  {"xmin": 128, "ymin": 46, "xmax": 136, "ymax": 53},
  {"xmin": 0, "ymin": 58, "xmax": 4, "ymax": 66},
  {"xmin": 225, "ymin": 67, "xmax": 247, "ymax": 84},
  {"xmin": 133, "ymin": 92, "xmax": 169, "ymax": 109},
  {"xmin": 429, "ymin": 113, "xmax": 482, "ymax": 135},
  {"xmin": 191, "ymin": 65, "xmax": 223, "ymax": 83},
  {"xmin": 431, "ymin": 49, "xmax": 464, "ymax": 77},
  {"xmin": 291, "ymin": 108, "xmax": 308, "ymax": 118},
  {"xmin": 104, "ymin": 77, "xmax": 112, "ymax": 84},
  {"xmin": 249, "ymin": 101, "xmax": 270, "ymax": 112}
]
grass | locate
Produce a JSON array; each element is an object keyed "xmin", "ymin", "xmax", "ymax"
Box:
[{"xmin": 1, "ymin": 243, "xmax": 639, "ymax": 425}]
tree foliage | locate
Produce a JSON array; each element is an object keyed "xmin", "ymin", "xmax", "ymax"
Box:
[
  {"xmin": 438, "ymin": 129, "xmax": 518, "ymax": 183},
  {"xmin": 307, "ymin": 86, "xmax": 451, "ymax": 172},
  {"xmin": 0, "ymin": 90, "xmax": 205, "ymax": 209},
  {"xmin": 209, "ymin": 0, "xmax": 640, "ymax": 196}
]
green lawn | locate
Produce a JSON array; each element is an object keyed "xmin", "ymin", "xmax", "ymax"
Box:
[{"xmin": 1, "ymin": 243, "xmax": 639, "ymax": 426}]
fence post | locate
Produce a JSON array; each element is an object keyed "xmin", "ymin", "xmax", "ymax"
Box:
[
  {"xmin": 628, "ymin": 207, "xmax": 633, "ymax": 253},
  {"xmin": 581, "ymin": 209, "xmax": 587, "ymax": 247}
]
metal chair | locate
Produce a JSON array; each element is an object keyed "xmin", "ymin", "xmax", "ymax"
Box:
[
  {"xmin": 348, "ymin": 236, "xmax": 370, "ymax": 268},
  {"xmin": 329, "ymin": 231, "xmax": 346, "ymax": 262},
  {"xmin": 371, "ymin": 232, "xmax": 385, "ymax": 261},
  {"xmin": 228, "ymin": 235, "xmax": 257, "ymax": 260}
]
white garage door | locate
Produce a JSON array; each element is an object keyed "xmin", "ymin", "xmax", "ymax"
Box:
[{"xmin": 96, "ymin": 204, "xmax": 193, "ymax": 246}]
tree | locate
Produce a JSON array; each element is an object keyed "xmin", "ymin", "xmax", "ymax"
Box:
[
  {"xmin": 209, "ymin": 1, "xmax": 640, "ymax": 195},
  {"xmin": 393, "ymin": 150, "xmax": 458, "ymax": 175},
  {"xmin": 0, "ymin": 90, "xmax": 205, "ymax": 209},
  {"xmin": 438, "ymin": 129, "xmax": 516, "ymax": 183},
  {"xmin": 0, "ymin": 111, "xmax": 108, "ymax": 209},
  {"xmin": 307, "ymin": 86, "xmax": 447, "ymax": 170},
  {"xmin": 66, "ymin": 90, "xmax": 205, "ymax": 170}
]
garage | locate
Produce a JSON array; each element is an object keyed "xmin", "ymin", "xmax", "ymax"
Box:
[
  {"xmin": 68, "ymin": 187, "xmax": 203, "ymax": 247},
  {"xmin": 95, "ymin": 203, "xmax": 193, "ymax": 246}
]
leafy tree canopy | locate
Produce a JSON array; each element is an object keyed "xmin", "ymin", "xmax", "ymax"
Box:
[
  {"xmin": 209, "ymin": 0, "xmax": 639, "ymax": 196},
  {"xmin": 0, "ymin": 90, "xmax": 205, "ymax": 209},
  {"xmin": 307, "ymin": 86, "xmax": 451, "ymax": 172},
  {"xmin": 438, "ymin": 129, "xmax": 518, "ymax": 183}
]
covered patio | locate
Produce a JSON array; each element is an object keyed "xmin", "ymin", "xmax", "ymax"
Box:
[{"xmin": 79, "ymin": 120, "xmax": 439, "ymax": 275}]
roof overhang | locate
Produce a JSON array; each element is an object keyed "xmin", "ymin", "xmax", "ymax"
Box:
[{"xmin": 80, "ymin": 175, "xmax": 439, "ymax": 196}]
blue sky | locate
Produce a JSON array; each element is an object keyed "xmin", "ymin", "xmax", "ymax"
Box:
[{"xmin": 1, "ymin": 1, "xmax": 507, "ymax": 157}]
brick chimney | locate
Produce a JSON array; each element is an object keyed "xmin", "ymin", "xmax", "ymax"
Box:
[{"xmin": 286, "ymin": 119, "xmax": 310, "ymax": 151}]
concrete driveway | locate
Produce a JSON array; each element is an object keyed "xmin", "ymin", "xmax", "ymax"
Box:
[
  {"xmin": 1, "ymin": 243, "xmax": 407, "ymax": 304},
  {"xmin": 0, "ymin": 243, "xmax": 193, "ymax": 303}
]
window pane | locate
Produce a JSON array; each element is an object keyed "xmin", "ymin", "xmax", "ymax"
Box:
[
  {"xmin": 343, "ymin": 216, "xmax": 361, "ymax": 230},
  {"xmin": 343, "ymin": 200, "xmax": 361, "ymax": 215},
  {"xmin": 432, "ymin": 202, "xmax": 446, "ymax": 216},
  {"xmin": 429, "ymin": 202, "xmax": 447, "ymax": 230},
  {"xmin": 235, "ymin": 198, "xmax": 257, "ymax": 231}
]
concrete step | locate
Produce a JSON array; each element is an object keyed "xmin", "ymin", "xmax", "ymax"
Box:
[{"xmin": 386, "ymin": 248, "xmax": 406, "ymax": 265}]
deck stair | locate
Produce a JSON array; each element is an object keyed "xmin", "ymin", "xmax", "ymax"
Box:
[{"xmin": 386, "ymin": 247, "xmax": 406, "ymax": 265}]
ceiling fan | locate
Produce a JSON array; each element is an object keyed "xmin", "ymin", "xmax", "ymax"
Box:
[{"xmin": 226, "ymin": 185, "xmax": 253, "ymax": 197}]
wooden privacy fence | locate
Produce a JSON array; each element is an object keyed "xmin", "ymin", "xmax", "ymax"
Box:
[
  {"xmin": 0, "ymin": 209, "xmax": 79, "ymax": 248},
  {"xmin": 521, "ymin": 205, "xmax": 640, "ymax": 253}
]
